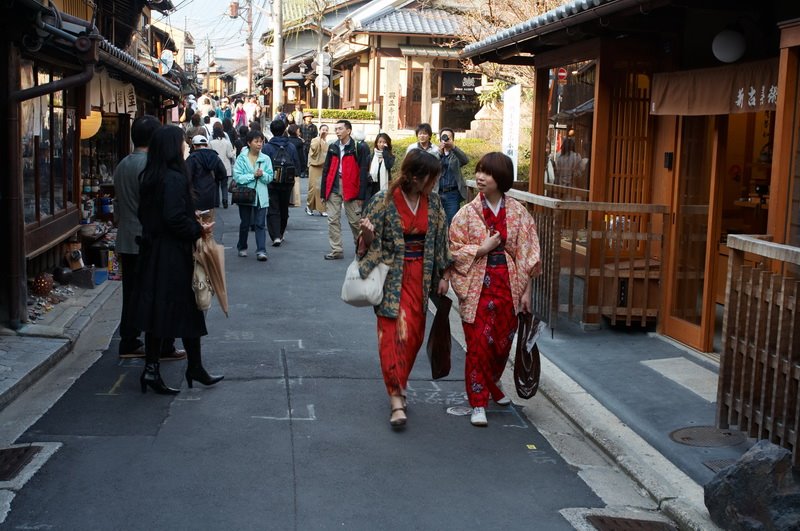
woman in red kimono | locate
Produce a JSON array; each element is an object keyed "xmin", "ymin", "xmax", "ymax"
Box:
[
  {"xmin": 358, "ymin": 150, "xmax": 452, "ymax": 428},
  {"xmin": 448, "ymin": 152, "xmax": 541, "ymax": 427}
]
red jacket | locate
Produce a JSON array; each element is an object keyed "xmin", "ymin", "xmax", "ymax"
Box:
[{"xmin": 320, "ymin": 139, "xmax": 368, "ymax": 202}]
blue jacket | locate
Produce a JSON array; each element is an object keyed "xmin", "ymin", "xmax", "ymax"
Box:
[
  {"xmin": 261, "ymin": 135, "xmax": 302, "ymax": 186},
  {"xmin": 233, "ymin": 147, "xmax": 273, "ymax": 207}
]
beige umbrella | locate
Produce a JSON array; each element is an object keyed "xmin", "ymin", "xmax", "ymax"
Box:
[{"xmin": 194, "ymin": 235, "xmax": 229, "ymax": 317}]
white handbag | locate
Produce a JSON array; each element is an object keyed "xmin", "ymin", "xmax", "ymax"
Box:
[
  {"xmin": 192, "ymin": 260, "xmax": 213, "ymax": 311},
  {"xmin": 341, "ymin": 259, "xmax": 389, "ymax": 307}
]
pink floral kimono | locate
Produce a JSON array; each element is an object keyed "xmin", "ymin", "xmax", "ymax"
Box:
[{"xmin": 449, "ymin": 194, "xmax": 541, "ymax": 407}]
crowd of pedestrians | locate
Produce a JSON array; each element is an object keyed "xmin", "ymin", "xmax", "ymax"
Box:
[{"xmin": 115, "ymin": 100, "xmax": 542, "ymax": 431}]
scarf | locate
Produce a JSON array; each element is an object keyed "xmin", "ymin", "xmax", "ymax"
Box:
[{"xmin": 369, "ymin": 149, "xmax": 390, "ymax": 190}]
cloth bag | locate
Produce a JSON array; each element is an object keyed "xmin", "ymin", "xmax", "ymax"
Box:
[
  {"xmin": 514, "ymin": 313, "xmax": 542, "ymax": 398},
  {"xmin": 341, "ymin": 259, "xmax": 389, "ymax": 307},
  {"xmin": 192, "ymin": 259, "xmax": 213, "ymax": 311},
  {"xmin": 426, "ymin": 293, "xmax": 452, "ymax": 379}
]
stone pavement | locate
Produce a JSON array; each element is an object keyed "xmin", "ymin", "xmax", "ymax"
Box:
[{"xmin": 0, "ymin": 195, "xmax": 741, "ymax": 530}]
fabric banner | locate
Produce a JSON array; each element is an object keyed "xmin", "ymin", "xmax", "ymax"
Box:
[
  {"xmin": 502, "ymin": 84, "xmax": 521, "ymax": 178},
  {"xmin": 124, "ymin": 84, "xmax": 137, "ymax": 116},
  {"xmin": 651, "ymin": 59, "xmax": 778, "ymax": 115}
]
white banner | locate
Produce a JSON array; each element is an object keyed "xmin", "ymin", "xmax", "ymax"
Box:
[{"xmin": 501, "ymin": 84, "xmax": 521, "ymax": 179}]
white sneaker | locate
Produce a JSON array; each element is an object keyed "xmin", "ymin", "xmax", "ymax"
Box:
[
  {"xmin": 321, "ymin": 212, "xmax": 328, "ymax": 217},
  {"xmin": 305, "ymin": 206, "xmax": 313, "ymax": 216},
  {"xmin": 495, "ymin": 395, "xmax": 512, "ymax": 406},
  {"xmin": 272, "ymin": 238, "xmax": 281, "ymax": 247},
  {"xmin": 238, "ymin": 250, "xmax": 247, "ymax": 257},
  {"xmin": 470, "ymin": 407, "xmax": 488, "ymax": 427}
]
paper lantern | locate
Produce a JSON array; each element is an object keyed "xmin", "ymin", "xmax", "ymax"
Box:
[
  {"xmin": 712, "ymin": 29, "xmax": 746, "ymax": 63},
  {"xmin": 80, "ymin": 110, "xmax": 103, "ymax": 140}
]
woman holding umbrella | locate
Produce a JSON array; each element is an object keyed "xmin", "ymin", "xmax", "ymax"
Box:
[{"xmin": 136, "ymin": 125, "xmax": 224, "ymax": 394}]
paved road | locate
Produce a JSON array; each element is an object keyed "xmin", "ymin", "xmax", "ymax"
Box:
[{"xmin": 0, "ymin": 188, "xmax": 658, "ymax": 530}]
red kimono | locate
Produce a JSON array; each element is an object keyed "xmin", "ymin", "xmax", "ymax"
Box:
[
  {"xmin": 376, "ymin": 189, "xmax": 428, "ymax": 396},
  {"xmin": 462, "ymin": 196, "xmax": 517, "ymax": 407}
]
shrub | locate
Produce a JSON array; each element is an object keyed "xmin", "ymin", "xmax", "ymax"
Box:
[
  {"xmin": 386, "ymin": 135, "xmax": 531, "ymax": 182},
  {"xmin": 304, "ymin": 109, "xmax": 377, "ymax": 120}
]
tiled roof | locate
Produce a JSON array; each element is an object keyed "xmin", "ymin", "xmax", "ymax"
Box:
[
  {"xmin": 398, "ymin": 44, "xmax": 461, "ymax": 58},
  {"xmin": 362, "ymin": 8, "xmax": 462, "ymax": 35},
  {"xmin": 283, "ymin": 0, "xmax": 354, "ymax": 25},
  {"xmin": 463, "ymin": 0, "xmax": 648, "ymax": 59}
]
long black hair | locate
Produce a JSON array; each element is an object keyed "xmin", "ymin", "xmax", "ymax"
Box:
[{"xmin": 140, "ymin": 125, "xmax": 188, "ymax": 198}]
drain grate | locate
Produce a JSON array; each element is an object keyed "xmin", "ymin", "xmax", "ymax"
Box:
[
  {"xmin": 0, "ymin": 446, "xmax": 41, "ymax": 481},
  {"xmin": 669, "ymin": 426, "xmax": 746, "ymax": 447},
  {"xmin": 587, "ymin": 515, "xmax": 678, "ymax": 531},
  {"xmin": 704, "ymin": 458, "xmax": 737, "ymax": 473}
]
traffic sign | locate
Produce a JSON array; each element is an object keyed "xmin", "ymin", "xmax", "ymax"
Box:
[
  {"xmin": 160, "ymin": 49, "xmax": 174, "ymax": 72},
  {"xmin": 318, "ymin": 52, "xmax": 331, "ymax": 66},
  {"xmin": 315, "ymin": 75, "xmax": 329, "ymax": 89},
  {"xmin": 557, "ymin": 67, "xmax": 567, "ymax": 85}
]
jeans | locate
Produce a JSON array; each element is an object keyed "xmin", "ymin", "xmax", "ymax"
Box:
[
  {"xmin": 267, "ymin": 183, "xmax": 293, "ymax": 241},
  {"xmin": 219, "ymin": 176, "xmax": 229, "ymax": 205},
  {"xmin": 238, "ymin": 204, "xmax": 267, "ymax": 253},
  {"xmin": 439, "ymin": 190, "xmax": 462, "ymax": 226}
]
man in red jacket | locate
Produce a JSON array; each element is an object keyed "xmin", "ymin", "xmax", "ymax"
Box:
[{"xmin": 320, "ymin": 119, "xmax": 369, "ymax": 260}]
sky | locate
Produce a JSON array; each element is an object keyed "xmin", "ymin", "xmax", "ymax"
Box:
[{"xmin": 153, "ymin": 0, "xmax": 274, "ymax": 65}]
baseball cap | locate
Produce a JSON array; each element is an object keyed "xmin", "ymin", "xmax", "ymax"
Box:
[{"xmin": 192, "ymin": 135, "xmax": 208, "ymax": 146}]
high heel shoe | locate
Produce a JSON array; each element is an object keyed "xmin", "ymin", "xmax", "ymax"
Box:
[
  {"xmin": 140, "ymin": 363, "xmax": 180, "ymax": 395},
  {"xmin": 185, "ymin": 365, "xmax": 224, "ymax": 388}
]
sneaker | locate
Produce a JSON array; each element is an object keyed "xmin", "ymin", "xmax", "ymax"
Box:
[
  {"xmin": 324, "ymin": 252, "xmax": 343, "ymax": 260},
  {"xmin": 495, "ymin": 395, "xmax": 512, "ymax": 406},
  {"xmin": 321, "ymin": 212, "xmax": 328, "ymax": 217},
  {"xmin": 119, "ymin": 346, "xmax": 145, "ymax": 359},
  {"xmin": 305, "ymin": 206, "xmax": 313, "ymax": 216},
  {"xmin": 160, "ymin": 349, "xmax": 187, "ymax": 362},
  {"xmin": 470, "ymin": 407, "xmax": 488, "ymax": 427},
  {"xmin": 257, "ymin": 252, "xmax": 268, "ymax": 262},
  {"xmin": 238, "ymin": 249, "xmax": 248, "ymax": 257},
  {"xmin": 272, "ymin": 238, "xmax": 282, "ymax": 247}
]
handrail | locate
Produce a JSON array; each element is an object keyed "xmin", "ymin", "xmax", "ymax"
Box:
[
  {"xmin": 466, "ymin": 180, "xmax": 669, "ymax": 213},
  {"xmin": 726, "ymin": 234, "xmax": 800, "ymax": 265}
]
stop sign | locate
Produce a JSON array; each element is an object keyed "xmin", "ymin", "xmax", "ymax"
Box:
[{"xmin": 557, "ymin": 67, "xmax": 568, "ymax": 85}]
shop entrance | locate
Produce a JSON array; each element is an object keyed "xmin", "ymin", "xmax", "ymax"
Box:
[{"xmin": 663, "ymin": 111, "xmax": 774, "ymax": 353}]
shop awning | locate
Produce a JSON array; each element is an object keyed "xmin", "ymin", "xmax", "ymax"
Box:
[
  {"xmin": 650, "ymin": 59, "xmax": 778, "ymax": 116},
  {"xmin": 98, "ymin": 39, "xmax": 181, "ymax": 98}
]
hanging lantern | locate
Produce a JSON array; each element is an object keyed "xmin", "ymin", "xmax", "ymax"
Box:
[{"xmin": 80, "ymin": 110, "xmax": 103, "ymax": 140}]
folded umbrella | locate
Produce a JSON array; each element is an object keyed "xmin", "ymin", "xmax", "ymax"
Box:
[{"xmin": 194, "ymin": 234, "xmax": 229, "ymax": 317}]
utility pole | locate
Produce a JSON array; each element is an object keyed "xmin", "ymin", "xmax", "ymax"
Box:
[
  {"xmin": 272, "ymin": 0, "xmax": 283, "ymax": 114},
  {"xmin": 205, "ymin": 35, "xmax": 211, "ymax": 94},
  {"xmin": 246, "ymin": 0, "xmax": 253, "ymax": 95}
]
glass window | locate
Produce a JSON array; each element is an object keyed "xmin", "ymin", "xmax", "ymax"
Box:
[
  {"xmin": 21, "ymin": 64, "xmax": 77, "ymax": 225},
  {"xmin": 544, "ymin": 61, "xmax": 595, "ymax": 201}
]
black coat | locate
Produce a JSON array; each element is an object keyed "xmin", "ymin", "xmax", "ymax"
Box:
[
  {"xmin": 287, "ymin": 136, "xmax": 307, "ymax": 171},
  {"xmin": 186, "ymin": 148, "xmax": 227, "ymax": 209},
  {"xmin": 135, "ymin": 168, "xmax": 207, "ymax": 339}
]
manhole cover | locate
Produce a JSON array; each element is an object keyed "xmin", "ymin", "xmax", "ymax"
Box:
[
  {"xmin": 446, "ymin": 406, "xmax": 472, "ymax": 416},
  {"xmin": 587, "ymin": 515, "xmax": 678, "ymax": 531},
  {"xmin": 704, "ymin": 458, "xmax": 737, "ymax": 473},
  {"xmin": 669, "ymin": 426, "xmax": 746, "ymax": 447},
  {"xmin": 0, "ymin": 446, "xmax": 41, "ymax": 481}
]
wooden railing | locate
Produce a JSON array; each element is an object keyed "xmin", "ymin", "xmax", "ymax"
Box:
[
  {"xmin": 718, "ymin": 234, "xmax": 800, "ymax": 467},
  {"xmin": 467, "ymin": 182, "xmax": 669, "ymax": 329}
]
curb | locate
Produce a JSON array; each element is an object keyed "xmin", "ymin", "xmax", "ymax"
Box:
[
  {"xmin": 0, "ymin": 282, "xmax": 121, "ymax": 412},
  {"xmin": 537, "ymin": 354, "xmax": 721, "ymax": 531}
]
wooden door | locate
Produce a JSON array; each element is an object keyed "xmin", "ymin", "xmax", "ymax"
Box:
[
  {"xmin": 407, "ymin": 70, "xmax": 422, "ymax": 127},
  {"xmin": 663, "ymin": 115, "xmax": 725, "ymax": 352}
]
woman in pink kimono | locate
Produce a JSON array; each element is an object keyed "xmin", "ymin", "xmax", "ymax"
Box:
[{"xmin": 448, "ymin": 152, "xmax": 541, "ymax": 427}]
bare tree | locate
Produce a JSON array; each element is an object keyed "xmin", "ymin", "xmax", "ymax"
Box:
[{"xmin": 426, "ymin": 0, "xmax": 566, "ymax": 89}]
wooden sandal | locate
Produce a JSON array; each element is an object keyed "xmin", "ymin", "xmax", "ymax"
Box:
[{"xmin": 389, "ymin": 407, "xmax": 407, "ymax": 427}]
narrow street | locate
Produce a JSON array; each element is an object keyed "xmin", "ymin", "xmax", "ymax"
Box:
[{"xmin": 0, "ymin": 196, "xmax": 657, "ymax": 530}]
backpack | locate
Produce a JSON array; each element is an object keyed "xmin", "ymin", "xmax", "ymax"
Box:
[{"xmin": 271, "ymin": 144, "xmax": 296, "ymax": 184}]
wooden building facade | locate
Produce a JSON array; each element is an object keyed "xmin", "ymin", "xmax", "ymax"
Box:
[{"xmin": 464, "ymin": 0, "xmax": 800, "ymax": 465}]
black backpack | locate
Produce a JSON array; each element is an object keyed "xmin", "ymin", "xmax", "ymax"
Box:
[{"xmin": 271, "ymin": 144, "xmax": 296, "ymax": 184}]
